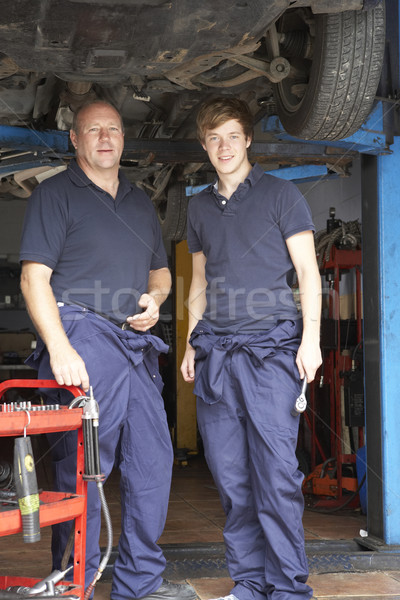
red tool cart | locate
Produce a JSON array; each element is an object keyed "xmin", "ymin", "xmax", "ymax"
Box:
[{"xmin": 0, "ymin": 379, "xmax": 87, "ymax": 600}]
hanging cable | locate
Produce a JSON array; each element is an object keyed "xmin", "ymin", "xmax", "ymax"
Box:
[
  {"xmin": 315, "ymin": 219, "xmax": 361, "ymax": 268},
  {"xmin": 69, "ymin": 389, "xmax": 113, "ymax": 600}
]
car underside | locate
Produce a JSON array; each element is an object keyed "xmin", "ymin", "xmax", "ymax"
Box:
[{"xmin": 0, "ymin": 0, "xmax": 386, "ymax": 239}]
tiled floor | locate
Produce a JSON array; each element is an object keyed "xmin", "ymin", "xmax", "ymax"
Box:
[{"xmin": 1, "ymin": 454, "xmax": 400, "ymax": 600}]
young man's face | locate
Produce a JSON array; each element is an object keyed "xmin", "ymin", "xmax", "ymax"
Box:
[{"xmin": 202, "ymin": 119, "xmax": 251, "ymax": 177}]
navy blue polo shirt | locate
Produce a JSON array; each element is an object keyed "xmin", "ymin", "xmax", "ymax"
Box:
[
  {"xmin": 187, "ymin": 163, "xmax": 315, "ymax": 333},
  {"xmin": 20, "ymin": 159, "xmax": 168, "ymax": 323}
]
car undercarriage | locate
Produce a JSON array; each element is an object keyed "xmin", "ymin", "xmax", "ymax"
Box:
[{"xmin": 0, "ymin": 0, "xmax": 386, "ymax": 239}]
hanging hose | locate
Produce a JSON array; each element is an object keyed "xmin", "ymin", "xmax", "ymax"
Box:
[
  {"xmin": 315, "ymin": 219, "xmax": 361, "ymax": 268},
  {"xmin": 68, "ymin": 389, "xmax": 113, "ymax": 600},
  {"xmin": 83, "ymin": 480, "xmax": 113, "ymax": 600}
]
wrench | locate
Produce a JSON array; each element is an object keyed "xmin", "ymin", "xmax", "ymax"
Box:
[{"xmin": 291, "ymin": 377, "xmax": 307, "ymax": 416}]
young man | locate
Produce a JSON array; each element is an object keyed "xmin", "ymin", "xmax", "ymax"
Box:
[
  {"xmin": 20, "ymin": 101, "xmax": 196, "ymax": 600},
  {"xmin": 181, "ymin": 97, "xmax": 322, "ymax": 600}
]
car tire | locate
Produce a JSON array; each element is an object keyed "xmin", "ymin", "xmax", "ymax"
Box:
[
  {"xmin": 273, "ymin": 3, "xmax": 385, "ymax": 141},
  {"xmin": 161, "ymin": 182, "xmax": 188, "ymax": 242}
]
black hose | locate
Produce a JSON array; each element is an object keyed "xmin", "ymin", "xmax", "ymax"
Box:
[
  {"xmin": 83, "ymin": 480, "xmax": 113, "ymax": 600},
  {"xmin": 68, "ymin": 392, "xmax": 113, "ymax": 599}
]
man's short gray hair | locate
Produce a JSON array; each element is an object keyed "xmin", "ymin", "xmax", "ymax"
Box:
[{"xmin": 71, "ymin": 100, "xmax": 124, "ymax": 134}]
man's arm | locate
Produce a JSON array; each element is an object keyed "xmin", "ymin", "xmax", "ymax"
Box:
[
  {"xmin": 20, "ymin": 260, "xmax": 90, "ymax": 391},
  {"xmin": 286, "ymin": 230, "xmax": 322, "ymax": 383},
  {"xmin": 180, "ymin": 251, "xmax": 207, "ymax": 382},
  {"xmin": 127, "ymin": 266, "xmax": 172, "ymax": 332}
]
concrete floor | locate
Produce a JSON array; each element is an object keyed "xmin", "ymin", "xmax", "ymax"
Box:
[{"xmin": 1, "ymin": 454, "xmax": 400, "ymax": 600}]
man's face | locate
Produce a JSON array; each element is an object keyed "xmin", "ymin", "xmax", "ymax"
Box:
[
  {"xmin": 202, "ymin": 118, "xmax": 251, "ymax": 177},
  {"xmin": 70, "ymin": 103, "xmax": 124, "ymax": 172}
]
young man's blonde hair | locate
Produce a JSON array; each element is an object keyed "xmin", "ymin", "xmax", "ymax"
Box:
[{"xmin": 196, "ymin": 96, "xmax": 254, "ymax": 144}]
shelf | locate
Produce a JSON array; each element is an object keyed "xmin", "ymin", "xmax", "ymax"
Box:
[
  {"xmin": 0, "ymin": 380, "xmax": 87, "ymax": 599},
  {"xmin": 0, "ymin": 491, "xmax": 86, "ymax": 536},
  {"xmin": 0, "ymin": 406, "xmax": 83, "ymax": 436},
  {"xmin": 321, "ymin": 246, "xmax": 362, "ymax": 270}
]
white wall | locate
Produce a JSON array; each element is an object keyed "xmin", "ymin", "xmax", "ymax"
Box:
[
  {"xmin": 297, "ymin": 155, "xmax": 362, "ymax": 232},
  {"xmin": 297, "ymin": 155, "xmax": 362, "ymax": 318}
]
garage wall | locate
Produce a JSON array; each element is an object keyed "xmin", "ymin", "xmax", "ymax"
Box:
[
  {"xmin": 297, "ymin": 155, "xmax": 362, "ymax": 320},
  {"xmin": 0, "ymin": 200, "xmax": 27, "ymax": 263},
  {"xmin": 297, "ymin": 155, "xmax": 362, "ymax": 232}
]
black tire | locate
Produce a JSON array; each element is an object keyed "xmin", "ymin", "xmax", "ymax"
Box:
[
  {"xmin": 273, "ymin": 3, "xmax": 385, "ymax": 141},
  {"xmin": 161, "ymin": 182, "xmax": 188, "ymax": 242}
]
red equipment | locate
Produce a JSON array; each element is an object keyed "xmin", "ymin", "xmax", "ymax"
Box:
[
  {"xmin": 303, "ymin": 247, "xmax": 363, "ymax": 506},
  {"xmin": 0, "ymin": 379, "xmax": 87, "ymax": 600}
]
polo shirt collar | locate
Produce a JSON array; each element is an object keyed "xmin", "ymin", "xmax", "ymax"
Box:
[
  {"xmin": 211, "ymin": 162, "xmax": 264, "ymax": 201},
  {"xmin": 246, "ymin": 162, "xmax": 265, "ymax": 186},
  {"xmin": 67, "ymin": 158, "xmax": 132, "ymax": 199}
]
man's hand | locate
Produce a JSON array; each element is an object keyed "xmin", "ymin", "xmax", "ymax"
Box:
[
  {"xmin": 20, "ymin": 261, "xmax": 90, "ymax": 391},
  {"xmin": 48, "ymin": 340, "xmax": 90, "ymax": 392},
  {"xmin": 295, "ymin": 338, "xmax": 322, "ymax": 384},
  {"xmin": 126, "ymin": 293, "xmax": 160, "ymax": 332},
  {"xmin": 180, "ymin": 344, "xmax": 196, "ymax": 382}
]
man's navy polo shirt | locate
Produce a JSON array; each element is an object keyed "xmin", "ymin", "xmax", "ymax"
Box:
[
  {"xmin": 187, "ymin": 163, "xmax": 315, "ymax": 334},
  {"xmin": 20, "ymin": 159, "xmax": 168, "ymax": 323}
]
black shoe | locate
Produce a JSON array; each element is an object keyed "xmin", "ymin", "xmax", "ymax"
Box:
[{"xmin": 138, "ymin": 580, "xmax": 198, "ymax": 600}]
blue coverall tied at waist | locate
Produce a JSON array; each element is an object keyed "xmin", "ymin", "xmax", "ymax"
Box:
[
  {"xmin": 26, "ymin": 305, "xmax": 174, "ymax": 600},
  {"xmin": 190, "ymin": 319, "xmax": 313, "ymax": 600}
]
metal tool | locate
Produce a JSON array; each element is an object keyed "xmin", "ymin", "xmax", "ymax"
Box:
[
  {"xmin": 13, "ymin": 427, "xmax": 40, "ymax": 543},
  {"xmin": 27, "ymin": 566, "xmax": 74, "ymax": 596},
  {"xmin": 6, "ymin": 566, "xmax": 74, "ymax": 596},
  {"xmin": 68, "ymin": 388, "xmax": 112, "ymax": 600},
  {"xmin": 2, "ymin": 402, "xmax": 60, "ymax": 412},
  {"xmin": 291, "ymin": 377, "xmax": 307, "ymax": 416},
  {"xmin": 69, "ymin": 387, "xmax": 102, "ymax": 481}
]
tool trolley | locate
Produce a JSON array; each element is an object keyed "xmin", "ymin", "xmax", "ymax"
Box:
[{"xmin": 0, "ymin": 379, "xmax": 87, "ymax": 600}]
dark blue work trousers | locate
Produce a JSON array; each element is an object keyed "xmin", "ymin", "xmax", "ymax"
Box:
[
  {"xmin": 27, "ymin": 306, "xmax": 173, "ymax": 600},
  {"xmin": 191, "ymin": 320, "xmax": 312, "ymax": 600}
]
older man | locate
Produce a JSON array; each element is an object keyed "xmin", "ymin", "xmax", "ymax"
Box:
[{"xmin": 20, "ymin": 101, "xmax": 196, "ymax": 600}]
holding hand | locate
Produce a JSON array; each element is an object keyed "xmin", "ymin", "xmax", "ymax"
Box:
[
  {"xmin": 49, "ymin": 341, "xmax": 90, "ymax": 392},
  {"xmin": 295, "ymin": 338, "xmax": 322, "ymax": 384}
]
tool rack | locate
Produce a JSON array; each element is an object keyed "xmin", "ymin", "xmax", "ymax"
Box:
[
  {"xmin": 0, "ymin": 379, "xmax": 87, "ymax": 599},
  {"xmin": 304, "ymin": 247, "xmax": 363, "ymax": 504}
]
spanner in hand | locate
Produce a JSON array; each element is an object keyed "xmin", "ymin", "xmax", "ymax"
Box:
[{"xmin": 291, "ymin": 377, "xmax": 307, "ymax": 416}]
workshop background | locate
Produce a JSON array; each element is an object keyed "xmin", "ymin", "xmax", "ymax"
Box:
[{"xmin": 2, "ymin": 1, "xmax": 400, "ymax": 599}]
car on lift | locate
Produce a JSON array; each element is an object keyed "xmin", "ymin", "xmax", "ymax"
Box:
[{"xmin": 0, "ymin": 0, "xmax": 385, "ymax": 240}]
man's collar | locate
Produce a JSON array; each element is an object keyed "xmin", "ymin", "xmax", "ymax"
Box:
[
  {"xmin": 67, "ymin": 158, "xmax": 132, "ymax": 195},
  {"xmin": 245, "ymin": 162, "xmax": 264, "ymax": 186},
  {"xmin": 67, "ymin": 158, "xmax": 93, "ymax": 188},
  {"xmin": 211, "ymin": 162, "xmax": 264, "ymax": 193}
]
